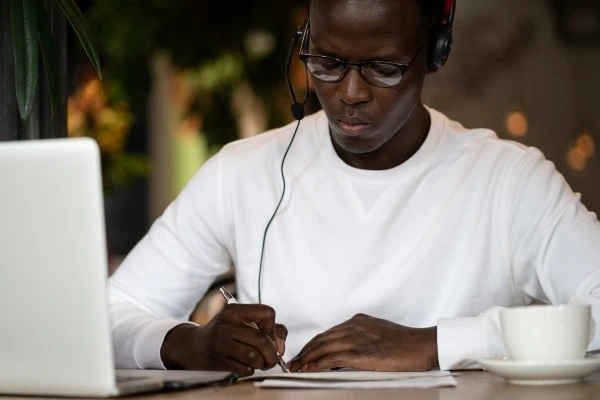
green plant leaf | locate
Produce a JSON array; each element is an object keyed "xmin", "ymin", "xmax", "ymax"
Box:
[
  {"xmin": 9, "ymin": 0, "xmax": 39, "ymax": 122},
  {"xmin": 55, "ymin": 0, "xmax": 102, "ymax": 80},
  {"xmin": 37, "ymin": 0, "xmax": 59, "ymax": 120}
]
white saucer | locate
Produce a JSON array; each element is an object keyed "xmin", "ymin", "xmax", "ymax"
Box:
[{"xmin": 479, "ymin": 357, "xmax": 600, "ymax": 385}]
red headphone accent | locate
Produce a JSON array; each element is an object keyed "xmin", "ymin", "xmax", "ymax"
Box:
[{"xmin": 442, "ymin": 0, "xmax": 453, "ymax": 23}]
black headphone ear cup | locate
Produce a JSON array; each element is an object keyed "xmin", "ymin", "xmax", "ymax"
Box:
[{"xmin": 428, "ymin": 27, "xmax": 453, "ymax": 72}]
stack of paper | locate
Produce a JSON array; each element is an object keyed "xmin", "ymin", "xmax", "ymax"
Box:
[{"xmin": 241, "ymin": 369, "xmax": 457, "ymax": 389}]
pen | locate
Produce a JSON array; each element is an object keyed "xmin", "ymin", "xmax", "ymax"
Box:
[{"xmin": 219, "ymin": 287, "xmax": 291, "ymax": 373}]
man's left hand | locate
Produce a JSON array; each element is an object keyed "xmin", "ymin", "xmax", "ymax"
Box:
[{"xmin": 287, "ymin": 313, "xmax": 439, "ymax": 372}]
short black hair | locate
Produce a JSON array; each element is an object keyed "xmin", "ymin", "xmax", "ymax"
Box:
[
  {"xmin": 308, "ymin": 1, "xmax": 446, "ymax": 22},
  {"xmin": 418, "ymin": 0, "xmax": 445, "ymax": 19}
]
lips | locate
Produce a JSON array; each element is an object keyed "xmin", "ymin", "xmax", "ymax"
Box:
[{"xmin": 334, "ymin": 116, "xmax": 372, "ymax": 137}]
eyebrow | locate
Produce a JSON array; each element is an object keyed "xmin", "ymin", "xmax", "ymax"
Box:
[{"xmin": 309, "ymin": 43, "xmax": 412, "ymax": 64}]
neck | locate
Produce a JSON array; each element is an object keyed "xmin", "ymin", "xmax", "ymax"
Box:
[{"xmin": 332, "ymin": 103, "xmax": 431, "ymax": 170}]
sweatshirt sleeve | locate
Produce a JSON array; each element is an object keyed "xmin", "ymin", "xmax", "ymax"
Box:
[
  {"xmin": 437, "ymin": 149, "xmax": 600, "ymax": 370},
  {"xmin": 108, "ymin": 152, "xmax": 232, "ymax": 369}
]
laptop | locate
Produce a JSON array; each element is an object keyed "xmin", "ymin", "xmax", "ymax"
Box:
[{"xmin": 0, "ymin": 138, "xmax": 236, "ymax": 397}]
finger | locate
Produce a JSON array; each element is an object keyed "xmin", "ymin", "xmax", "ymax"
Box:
[
  {"xmin": 221, "ymin": 358, "xmax": 255, "ymax": 378},
  {"xmin": 293, "ymin": 325, "xmax": 353, "ymax": 360},
  {"xmin": 229, "ymin": 344, "xmax": 267, "ymax": 370},
  {"xmin": 254, "ymin": 306, "xmax": 276, "ymax": 335},
  {"xmin": 273, "ymin": 324, "xmax": 288, "ymax": 355},
  {"xmin": 293, "ymin": 315, "xmax": 373, "ymax": 357},
  {"xmin": 221, "ymin": 304, "xmax": 277, "ymax": 335},
  {"xmin": 288, "ymin": 334, "xmax": 356, "ymax": 372},
  {"xmin": 301, "ymin": 350, "xmax": 361, "ymax": 372},
  {"xmin": 212, "ymin": 334, "xmax": 268, "ymax": 370},
  {"xmin": 229, "ymin": 325, "xmax": 279, "ymax": 369}
]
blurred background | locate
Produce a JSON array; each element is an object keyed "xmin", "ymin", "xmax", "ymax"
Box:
[{"xmin": 60, "ymin": 0, "xmax": 600, "ymax": 271}]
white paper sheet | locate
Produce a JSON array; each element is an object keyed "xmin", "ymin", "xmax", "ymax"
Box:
[{"xmin": 242, "ymin": 370, "xmax": 457, "ymax": 389}]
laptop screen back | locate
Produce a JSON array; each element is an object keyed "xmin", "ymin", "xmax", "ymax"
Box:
[{"xmin": 0, "ymin": 138, "xmax": 117, "ymax": 396}]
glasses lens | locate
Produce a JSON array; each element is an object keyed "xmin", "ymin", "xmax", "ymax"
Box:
[
  {"xmin": 304, "ymin": 56, "xmax": 345, "ymax": 82},
  {"xmin": 363, "ymin": 62, "xmax": 404, "ymax": 87}
]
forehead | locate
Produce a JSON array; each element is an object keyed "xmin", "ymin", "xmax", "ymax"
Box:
[{"xmin": 309, "ymin": 0, "xmax": 424, "ymax": 58}]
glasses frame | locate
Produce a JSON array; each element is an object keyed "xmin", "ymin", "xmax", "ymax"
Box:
[{"xmin": 298, "ymin": 21, "xmax": 429, "ymax": 88}]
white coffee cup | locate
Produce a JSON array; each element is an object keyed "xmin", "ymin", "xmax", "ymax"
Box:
[{"xmin": 500, "ymin": 304, "xmax": 596, "ymax": 362}]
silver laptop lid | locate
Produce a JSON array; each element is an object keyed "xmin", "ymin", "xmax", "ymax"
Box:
[{"xmin": 0, "ymin": 138, "xmax": 118, "ymax": 396}]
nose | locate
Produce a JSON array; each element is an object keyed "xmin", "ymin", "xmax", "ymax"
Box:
[{"xmin": 335, "ymin": 67, "xmax": 371, "ymax": 106}]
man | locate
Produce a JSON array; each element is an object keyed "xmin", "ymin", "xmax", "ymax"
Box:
[{"xmin": 109, "ymin": 0, "xmax": 600, "ymax": 377}]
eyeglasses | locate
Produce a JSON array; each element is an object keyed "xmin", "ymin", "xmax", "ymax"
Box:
[{"xmin": 298, "ymin": 22, "xmax": 428, "ymax": 88}]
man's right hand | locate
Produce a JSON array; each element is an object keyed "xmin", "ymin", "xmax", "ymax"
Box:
[{"xmin": 159, "ymin": 304, "xmax": 288, "ymax": 377}]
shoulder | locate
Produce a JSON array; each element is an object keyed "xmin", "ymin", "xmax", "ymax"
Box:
[
  {"xmin": 217, "ymin": 111, "xmax": 327, "ymax": 164},
  {"xmin": 428, "ymin": 107, "xmax": 542, "ymax": 166}
]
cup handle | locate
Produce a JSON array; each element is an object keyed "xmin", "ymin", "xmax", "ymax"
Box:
[{"xmin": 589, "ymin": 317, "xmax": 596, "ymax": 345}]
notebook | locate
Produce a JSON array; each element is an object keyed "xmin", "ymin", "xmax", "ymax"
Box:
[{"xmin": 0, "ymin": 138, "xmax": 235, "ymax": 397}]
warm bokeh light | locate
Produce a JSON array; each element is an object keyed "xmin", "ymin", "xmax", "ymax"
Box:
[
  {"xmin": 567, "ymin": 146, "xmax": 587, "ymax": 172},
  {"xmin": 68, "ymin": 77, "xmax": 148, "ymax": 191},
  {"xmin": 506, "ymin": 110, "xmax": 528, "ymax": 137},
  {"xmin": 575, "ymin": 132, "xmax": 596, "ymax": 159},
  {"xmin": 244, "ymin": 30, "xmax": 276, "ymax": 59},
  {"xmin": 68, "ymin": 78, "xmax": 133, "ymax": 154}
]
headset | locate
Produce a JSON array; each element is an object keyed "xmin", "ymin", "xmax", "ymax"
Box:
[
  {"xmin": 257, "ymin": 0, "xmax": 456, "ymax": 303},
  {"xmin": 429, "ymin": 0, "xmax": 456, "ymax": 72},
  {"xmin": 257, "ymin": 22, "xmax": 307, "ymax": 304},
  {"xmin": 285, "ymin": 21, "xmax": 310, "ymax": 121}
]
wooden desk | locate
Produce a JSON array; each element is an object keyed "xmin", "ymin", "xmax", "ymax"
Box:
[{"xmin": 2, "ymin": 371, "xmax": 600, "ymax": 400}]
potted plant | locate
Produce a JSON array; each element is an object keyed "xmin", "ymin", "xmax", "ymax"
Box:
[{"xmin": 8, "ymin": 0, "xmax": 101, "ymax": 130}]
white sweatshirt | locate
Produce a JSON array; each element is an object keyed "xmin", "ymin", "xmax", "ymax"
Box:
[{"xmin": 109, "ymin": 108, "xmax": 600, "ymax": 371}]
